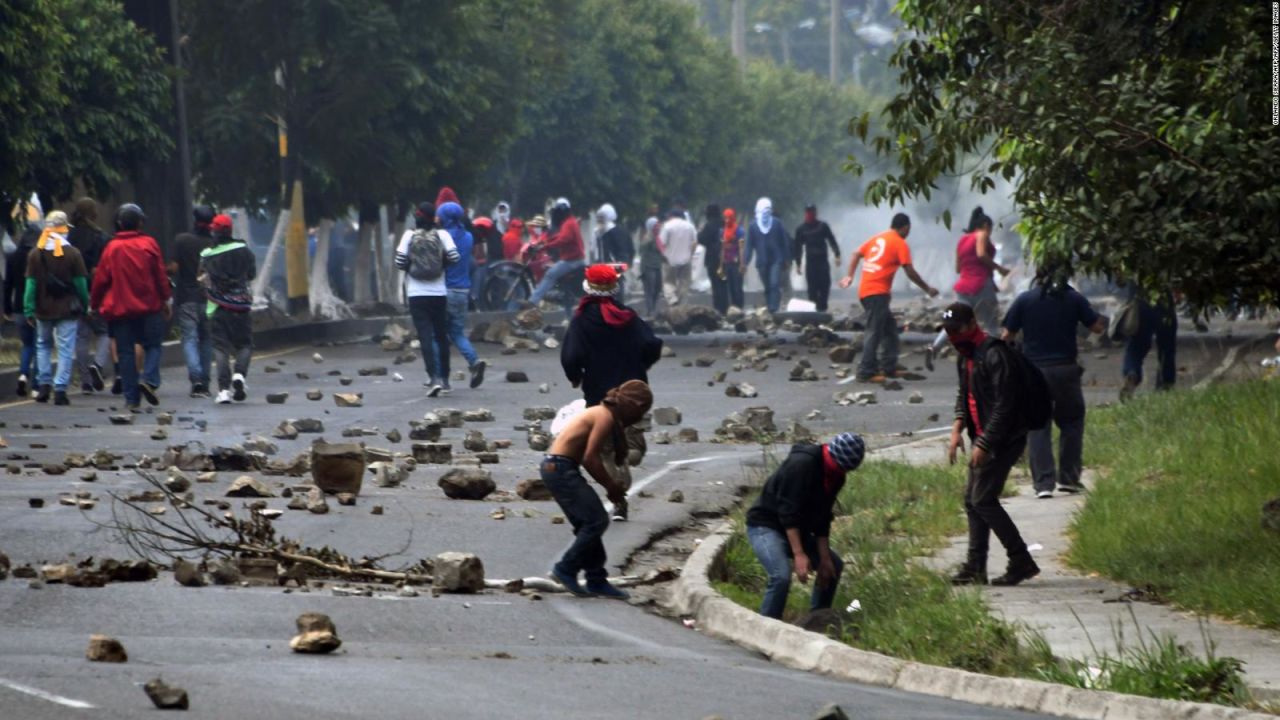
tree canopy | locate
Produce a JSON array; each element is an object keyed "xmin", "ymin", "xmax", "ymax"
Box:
[{"xmin": 854, "ymin": 0, "xmax": 1279, "ymax": 309}]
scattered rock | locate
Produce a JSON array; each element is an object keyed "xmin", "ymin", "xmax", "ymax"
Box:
[
  {"xmin": 506, "ymin": 371, "xmax": 529, "ymax": 383},
  {"xmin": 369, "ymin": 461, "xmax": 405, "ymax": 488},
  {"xmin": 243, "ymin": 437, "xmax": 278, "ymax": 455},
  {"xmin": 522, "ymin": 406, "xmax": 556, "ymax": 421},
  {"xmin": 461, "ymin": 409, "xmax": 494, "ymax": 422},
  {"xmin": 306, "ymin": 389, "xmax": 323, "ymax": 401},
  {"xmin": 438, "ymin": 468, "xmax": 496, "ymax": 500},
  {"xmin": 357, "ymin": 366, "xmax": 388, "ymax": 377},
  {"xmin": 310, "ymin": 442, "xmax": 365, "ymax": 495},
  {"xmin": 86, "ymin": 635, "xmax": 128, "ymax": 663},
  {"xmin": 434, "ymin": 552, "xmax": 484, "ymax": 593},
  {"xmin": 312, "ymin": 352, "xmax": 324, "ymax": 364},
  {"xmin": 336, "ymin": 492, "xmax": 357, "ymax": 506},
  {"xmin": 668, "ymin": 489, "xmax": 684, "ymax": 503},
  {"xmin": 209, "ymin": 559, "xmax": 242, "ymax": 586},
  {"xmin": 28, "ymin": 498, "xmax": 44, "ymax": 508},
  {"xmin": 306, "ymin": 487, "xmax": 330, "ymax": 514},
  {"xmin": 173, "ymin": 560, "xmax": 207, "ymax": 587},
  {"xmin": 743, "ymin": 406, "xmax": 777, "ymax": 434},
  {"xmin": 42, "ymin": 563, "xmax": 76, "ymax": 582},
  {"xmin": 273, "ymin": 421, "xmax": 299, "ymax": 440},
  {"xmin": 196, "ymin": 471, "xmax": 217, "ymax": 483},
  {"xmin": 412, "ymin": 442, "xmax": 452, "ymax": 464},
  {"xmin": 435, "ymin": 409, "xmax": 465, "ymax": 428},
  {"xmin": 677, "ymin": 428, "xmax": 699, "ymax": 443},
  {"xmin": 652, "ymin": 431, "xmax": 671, "ymax": 444},
  {"xmin": 226, "ymin": 475, "xmax": 273, "ymax": 498},
  {"xmin": 662, "ymin": 305, "xmax": 722, "ymax": 334},
  {"xmin": 292, "ymin": 418, "xmax": 325, "ymax": 433},
  {"xmin": 108, "ymin": 415, "xmax": 134, "ymax": 426},
  {"xmin": 265, "ymin": 392, "xmax": 289, "ymax": 404},
  {"xmin": 908, "ymin": 391, "xmax": 925, "ymax": 404},
  {"xmin": 811, "ymin": 702, "xmax": 849, "ymax": 720},
  {"xmin": 694, "ymin": 355, "xmax": 716, "ymax": 367},
  {"xmin": 538, "ymin": 383, "xmax": 550, "ymax": 394},
  {"xmin": 882, "ymin": 380, "xmax": 903, "ymax": 391},
  {"xmin": 516, "ymin": 478, "xmax": 553, "ymax": 501},
  {"xmin": 463, "ymin": 430, "xmax": 488, "ymax": 452},
  {"xmin": 653, "ymin": 407, "xmax": 682, "ymax": 426},
  {"xmin": 43, "ymin": 463, "xmax": 68, "ymax": 475},
  {"xmin": 164, "ymin": 469, "xmax": 192, "ymax": 493},
  {"xmin": 333, "ymin": 392, "xmax": 363, "ymax": 408},
  {"xmin": 156, "ymin": 413, "xmax": 173, "ymax": 426},
  {"xmin": 828, "ymin": 346, "xmax": 858, "ymax": 364},
  {"xmin": 725, "ymin": 382, "xmax": 758, "ymax": 398},
  {"xmin": 408, "ymin": 420, "xmax": 442, "ymax": 441},
  {"xmin": 143, "ymin": 678, "xmax": 189, "ymax": 710}
]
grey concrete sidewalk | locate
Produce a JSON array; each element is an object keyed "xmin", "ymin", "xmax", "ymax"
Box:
[{"xmin": 892, "ymin": 437, "xmax": 1280, "ymax": 702}]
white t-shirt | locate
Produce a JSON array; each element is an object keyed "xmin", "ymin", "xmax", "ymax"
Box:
[
  {"xmin": 397, "ymin": 228, "xmax": 455, "ymax": 297},
  {"xmin": 659, "ymin": 216, "xmax": 697, "ymax": 266}
]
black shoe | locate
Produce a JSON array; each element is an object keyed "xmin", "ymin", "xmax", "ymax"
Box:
[
  {"xmin": 54, "ymin": 390, "xmax": 69, "ymax": 406},
  {"xmin": 611, "ymin": 498, "xmax": 628, "ymax": 522},
  {"xmin": 110, "ymin": 377, "xmax": 122, "ymax": 395},
  {"xmin": 189, "ymin": 383, "xmax": 211, "ymax": 399},
  {"xmin": 88, "ymin": 363, "xmax": 105, "ymax": 391},
  {"xmin": 139, "ymin": 382, "xmax": 159, "ymax": 406},
  {"xmin": 950, "ymin": 566, "xmax": 988, "ymax": 586},
  {"xmin": 991, "ymin": 559, "xmax": 1040, "ymax": 587},
  {"xmin": 468, "ymin": 360, "xmax": 486, "ymax": 389},
  {"xmin": 1057, "ymin": 484, "xmax": 1085, "ymax": 494},
  {"xmin": 81, "ymin": 382, "xmax": 95, "ymax": 395},
  {"xmin": 16, "ymin": 374, "xmax": 27, "ymax": 397},
  {"xmin": 34, "ymin": 384, "xmax": 52, "ymax": 403}
]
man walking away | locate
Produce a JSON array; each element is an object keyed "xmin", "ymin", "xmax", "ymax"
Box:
[
  {"xmin": 744, "ymin": 198, "xmax": 789, "ymax": 313},
  {"xmin": 561, "ymin": 264, "xmax": 663, "ymax": 520},
  {"xmin": 746, "ymin": 432, "xmax": 865, "ymax": 619},
  {"xmin": 943, "ymin": 302, "xmax": 1039, "ymax": 587},
  {"xmin": 437, "ymin": 201, "xmax": 485, "ymax": 391},
  {"xmin": 698, "ymin": 204, "xmax": 728, "ymax": 314},
  {"xmin": 1002, "ymin": 269, "xmax": 1106, "ymax": 498},
  {"xmin": 170, "ymin": 205, "xmax": 214, "ymax": 398},
  {"xmin": 1121, "ymin": 285, "xmax": 1178, "ymax": 401},
  {"xmin": 25, "ymin": 211, "xmax": 90, "ymax": 405},
  {"xmin": 90, "ymin": 204, "xmax": 170, "ymax": 411},
  {"xmin": 839, "ymin": 213, "xmax": 938, "ymax": 382},
  {"xmin": 638, "ymin": 217, "xmax": 664, "ymax": 317},
  {"xmin": 5, "ymin": 221, "xmax": 39, "ymax": 396},
  {"xmin": 720, "ymin": 208, "xmax": 745, "ymax": 310},
  {"xmin": 793, "ymin": 204, "xmax": 841, "ymax": 313},
  {"xmin": 200, "ymin": 215, "xmax": 256, "ymax": 404},
  {"xmin": 542, "ymin": 380, "xmax": 653, "ymax": 599},
  {"xmin": 658, "ymin": 209, "xmax": 697, "ymax": 305},
  {"xmin": 68, "ymin": 198, "xmax": 109, "ymax": 394},
  {"xmin": 594, "ymin": 203, "xmax": 634, "ymax": 266},
  {"xmin": 395, "ymin": 202, "xmax": 458, "ymax": 397}
]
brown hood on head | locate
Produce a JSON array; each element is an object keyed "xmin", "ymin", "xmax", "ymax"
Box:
[{"xmin": 602, "ymin": 380, "xmax": 653, "ymax": 464}]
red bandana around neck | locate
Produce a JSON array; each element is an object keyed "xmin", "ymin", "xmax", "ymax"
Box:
[{"xmin": 576, "ymin": 295, "xmax": 635, "ymax": 327}]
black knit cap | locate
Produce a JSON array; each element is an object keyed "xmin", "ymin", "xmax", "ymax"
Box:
[{"xmin": 940, "ymin": 302, "xmax": 975, "ymax": 330}]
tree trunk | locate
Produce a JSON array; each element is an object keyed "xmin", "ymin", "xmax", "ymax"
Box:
[
  {"xmin": 829, "ymin": 0, "xmax": 840, "ymax": 83},
  {"xmin": 730, "ymin": 0, "xmax": 747, "ymax": 68},
  {"xmin": 251, "ymin": 209, "xmax": 290, "ymax": 308},
  {"xmin": 781, "ymin": 27, "xmax": 792, "ymax": 66},
  {"xmin": 309, "ymin": 218, "xmax": 352, "ymax": 319},
  {"xmin": 352, "ymin": 201, "xmax": 378, "ymax": 304}
]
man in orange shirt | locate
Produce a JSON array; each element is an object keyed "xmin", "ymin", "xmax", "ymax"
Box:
[{"xmin": 839, "ymin": 213, "xmax": 938, "ymax": 382}]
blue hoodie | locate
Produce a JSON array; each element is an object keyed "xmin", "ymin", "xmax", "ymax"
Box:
[{"xmin": 437, "ymin": 202, "xmax": 472, "ymax": 290}]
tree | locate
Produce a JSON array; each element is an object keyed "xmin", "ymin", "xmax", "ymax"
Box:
[
  {"xmin": 0, "ymin": 0, "xmax": 171, "ymax": 210},
  {"xmin": 854, "ymin": 0, "xmax": 1279, "ymax": 310}
]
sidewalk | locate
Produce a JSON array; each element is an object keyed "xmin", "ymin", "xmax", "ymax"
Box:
[{"xmin": 897, "ymin": 435, "xmax": 1280, "ymax": 702}]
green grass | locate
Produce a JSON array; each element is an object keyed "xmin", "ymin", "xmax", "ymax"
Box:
[
  {"xmin": 1069, "ymin": 380, "xmax": 1280, "ymax": 629},
  {"xmin": 715, "ymin": 455, "xmax": 1259, "ymax": 707},
  {"xmin": 714, "ymin": 460, "xmax": 1055, "ymax": 675}
]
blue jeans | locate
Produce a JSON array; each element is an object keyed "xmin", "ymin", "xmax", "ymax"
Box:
[
  {"xmin": 16, "ymin": 314, "xmax": 36, "ymax": 378},
  {"xmin": 1123, "ymin": 301, "xmax": 1177, "ymax": 389},
  {"xmin": 110, "ymin": 312, "xmax": 166, "ymax": 406},
  {"xmin": 176, "ymin": 301, "xmax": 212, "ymax": 386},
  {"xmin": 35, "ymin": 318, "xmax": 78, "ymax": 391},
  {"xmin": 528, "ymin": 259, "xmax": 586, "ymax": 309},
  {"xmin": 445, "ymin": 289, "xmax": 479, "ymax": 368},
  {"xmin": 757, "ymin": 262, "xmax": 783, "ymax": 313},
  {"xmin": 542, "ymin": 455, "xmax": 610, "ymax": 582},
  {"xmin": 858, "ymin": 293, "xmax": 899, "ymax": 378},
  {"xmin": 747, "ymin": 524, "xmax": 844, "ymax": 620}
]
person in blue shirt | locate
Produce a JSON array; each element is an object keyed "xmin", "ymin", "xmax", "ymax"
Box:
[
  {"xmin": 435, "ymin": 201, "xmax": 486, "ymax": 391},
  {"xmin": 743, "ymin": 197, "xmax": 790, "ymax": 313},
  {"xmin": 1001, "ymin": 267, "xmax": 1106, "ymax": 497}
]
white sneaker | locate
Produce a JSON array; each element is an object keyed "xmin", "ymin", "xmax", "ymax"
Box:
[
  {"xmin": 1036, "ymin": 490, "xmax": 1053, "ymax": 499},
  {"xmin": 231, "ymin": 373, "xmax": 247, "ymax": 402},
  {"xmin": 216, "ymin": 389, "xmax": 233, "ymax": 404}
]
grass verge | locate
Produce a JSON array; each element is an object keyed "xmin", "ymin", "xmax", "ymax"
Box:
[
  {"xmin": 1069, "ymin": 380, "xmax": 1280, "ymax": 629},
  {"xmin": 714, "ymin": 455, "xmax": 1260, "ymax": 707}
]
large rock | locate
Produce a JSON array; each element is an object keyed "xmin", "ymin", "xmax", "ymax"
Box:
[
  {"xmin": 725, "ymin": 382, "xmax": 758, "ymax": 398},
  {"xmin": 526, "ymin": 430, "xmax": 551, "ymax": 452},
  {"xmin": 828, "ymin": 345, "xmax": 858, "ymax": 364},
  {"xmin": 408, "ymin": 420, "xmax": 442, "ymax": 442},
  {"xmin": 86, "ymin": 634, "xmax": 128, "ymax": 662},
  {"xmin": 210, "ymin": 445, "xmax": 258, "ymax": 472},
  {"xmin": 433, "ymin": 552, "xmax": 484, "ymax": 593},
  {"xmin": 273, "ymin": 421, "xmax": 299, "ymax": 440},
  {"xmin": 143, "ymin": 678, "xmax": 189, "ymax": 710},
  {"xmin": 522, "ymin": 406, "xmax": 557, "ymax": 421},
  {"xmin": 461, "ymin": 409, "xmax": 494, "ymax": 422},
  {"xmin": 333, "ymin": 393, "xmax": 364, "ymax": 408},
  {"xmin": 663, "ymin": 305, "xmax": 722, "ymax": 335},
  {"xmin": 226, "ymin": 475, "xmax": 273, "ymax": 498},
  {"xmin": 412, "ymin": 442, "xmax": 452, "ymax": 464},
  {"xmin": 516, "ymin": 478, "xmax": 554, "ymax": 501},
  {"xmin": 437, "ymin": 468, "xmax": 495, "ymax": 500},
  {"xmin": 369, "ymin": 461, "xmax": 405, "ymax": 488},
  {"xmin": 310, "ymin": 442, "xmax": 365, "ymax": 495},
  {"xmin": 161, "ymin": 442, "xmax": 214, "ymax": 472},
  {"xmin": 743, "ymin": 407, "xmax": 777, "ymax": 434},
  {"xmin": 243, "ymin": 437, "xmax": 278, "ymax": 456},
  {"xmin": 463, "ymin": 430, "xmax": 489, "ymax": 452},
  {"xmin": 652, "ymin": 407, "xmax": 682, "ymax": 426},
  {"xmin": 173, "ymin": 559, "xmax": 207, "ymax": 587},
  {"xmin": 292, "ymin": 418, "xmax": 325, "ymax": 433}
]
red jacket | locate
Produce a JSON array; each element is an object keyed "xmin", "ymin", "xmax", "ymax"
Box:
[
  {"xmin": 91, "ymin": 231, "xmax": 171, "ymax": 320},
  {"xmin": 542, "ymin": 216, "xmax": 584, "ymax": 262}
]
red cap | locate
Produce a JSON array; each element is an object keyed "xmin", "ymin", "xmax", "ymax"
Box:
[
  {"xmin": 473, "ymin": 217, "xmax": 494, "ymax": 229},
  {"xmin": 211, "ymin": 214, "xmax": 233, "ymax": 234}
]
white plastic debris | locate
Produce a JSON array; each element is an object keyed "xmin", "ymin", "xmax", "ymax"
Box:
[
  {"xmin": 845, "ymin": 599, "xmax": 862, "ymax": 613},
  {"xmin": 1027, "ymin": 543, "xmax": 1044, "ymax": 553}
]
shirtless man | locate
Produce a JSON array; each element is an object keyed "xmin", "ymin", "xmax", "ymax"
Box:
[{"xmin": 541, "ymin": 379, "xmax": 653, "ymax": 599}]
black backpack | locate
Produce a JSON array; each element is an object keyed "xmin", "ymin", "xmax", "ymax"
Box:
[{"xmin": 1002, "ymin": 341, "xmax": 1053, "ymax": 431}]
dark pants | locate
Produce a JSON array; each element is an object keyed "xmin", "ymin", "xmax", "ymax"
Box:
[
  {"xmin": 110, "ymin": 312, "xmax": 166, "ymax": 406},
  {"xmin": 17, "ymin": 314, "xmax": 35, "ymax": 379},
  {"xmin": 724, "ymin": 263, "xmax": 744, "ymax": 309},
  {"xmin": 1123, "ymin": 301, "xmax": 1177, "ymax": 389},
  {"xmin": 805, "ymin": 260, "xmax": 831, "ymax": 312},
  {"xmin": 758, "ymin": 262, "xmax": 783, "ymax": 313},
  {"xmin": 708, "ymin": 263, "xmax": 729, "ymax": 314},
  {"xmin": 641, "ymin": 266, "xmax": 663, "ymax": 316},
  {"xmin": 857, "ymin": 293, "xmax": 898, "ymax": 378},
  {"xmin": 965, "ymin": 435, "xmax": 1031, "ymax": 572},
  {"xmin": 1028, "ymin": 363, "xmax": 1086, "ymax": 492},
  {"xmin": 542, "ymin": 455, "xmax": 610, "ymax": 582},
  {"xmin": 210, "ymin": 308, "xmax": 252, "ymax": 391},
  {"xmin": 408, "ymin": 295, "xmax": 450, "ymax": 383}
]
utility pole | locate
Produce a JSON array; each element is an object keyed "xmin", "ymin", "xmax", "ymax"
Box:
[
  {"xmin": 730, "ymin": 0, "xmax": 747, "ymax": 68},
  {"xmin": 829, "ymin": 0, "xmax": 840, "ymax": 83}
]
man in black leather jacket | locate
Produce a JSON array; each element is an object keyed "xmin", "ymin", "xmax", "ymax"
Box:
[{"xmin": 943, "ymin": 302, "xmax": 1040, "ymax": 587}]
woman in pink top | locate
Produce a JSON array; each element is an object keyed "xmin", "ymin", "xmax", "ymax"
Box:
[{"xmin": 928, "ymin": 208, "xmax": 1010, "ymax": 366}]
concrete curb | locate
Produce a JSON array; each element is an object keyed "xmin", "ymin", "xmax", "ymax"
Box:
[{"xmin": 662, "ymin": 437, "xmax": 1275, "ymax": 720}]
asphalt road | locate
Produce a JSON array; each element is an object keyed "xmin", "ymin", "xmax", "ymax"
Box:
[{"xmin": 0, "ymin": 317, "xmax": 1231, "ymax": 719}]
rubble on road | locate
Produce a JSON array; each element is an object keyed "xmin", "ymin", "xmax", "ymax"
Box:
[
  {"xmin": 461, "ymin": 409, "xmax": 494, "ymax": 422},
  {"xmin": 434, "ymin": 552, "xmax": 484, "ymax": 592},
  {"xmin": 226, "ymin": 475, "xmax": 273, "ymax": 497},
  {"xmin": 668, "ymin": 489, "xmax": 684, "ymax": 503},
  {"xmin": 266, "ymin": 392, "xmax": 289, "ymax": 404},
  {"xmin": 438, "ymin": 468, "xmax": 495, "ymax": 500},
  {"xmin": 173, "ymin": 559, "xmax": 207, "ymax": 587},
  {"xmin": 333, "ymin": 392, "xmax": 363, "ymax": 408},
  {"xmin": 412, "ymin": 442, "xmax": 452, "ymax": 464},
  {"xmin": 310, "ymin": 442, "xmax": 365, "ymax": 495},
  {"xmin": 86, "ymin": 635, "xmax": 127, "ymax": 662},
  {"xmin": 506, "ymin": 371, "xmax": 529, "ymax": 383},
  {"xmin": 661, "ymin": 305, "xmax": 722, "ymax": 334},
  {"xmin": 273, "ymin": 421, "xmax": 299, "ymax": 440},
  {"xmin": 516, "ymin": 478, "xmax": 553, "ymax": 501},
  {"xmin": 143, "ymin": 678, "xmax": 189, "ymax": 710},
  {"xmin": 724, "ymin": 382, "xmax": 758, "ymax": 398},
  {"xmin": 653, "ymin": 407, "xmax": 682, "ymax": 425}
]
